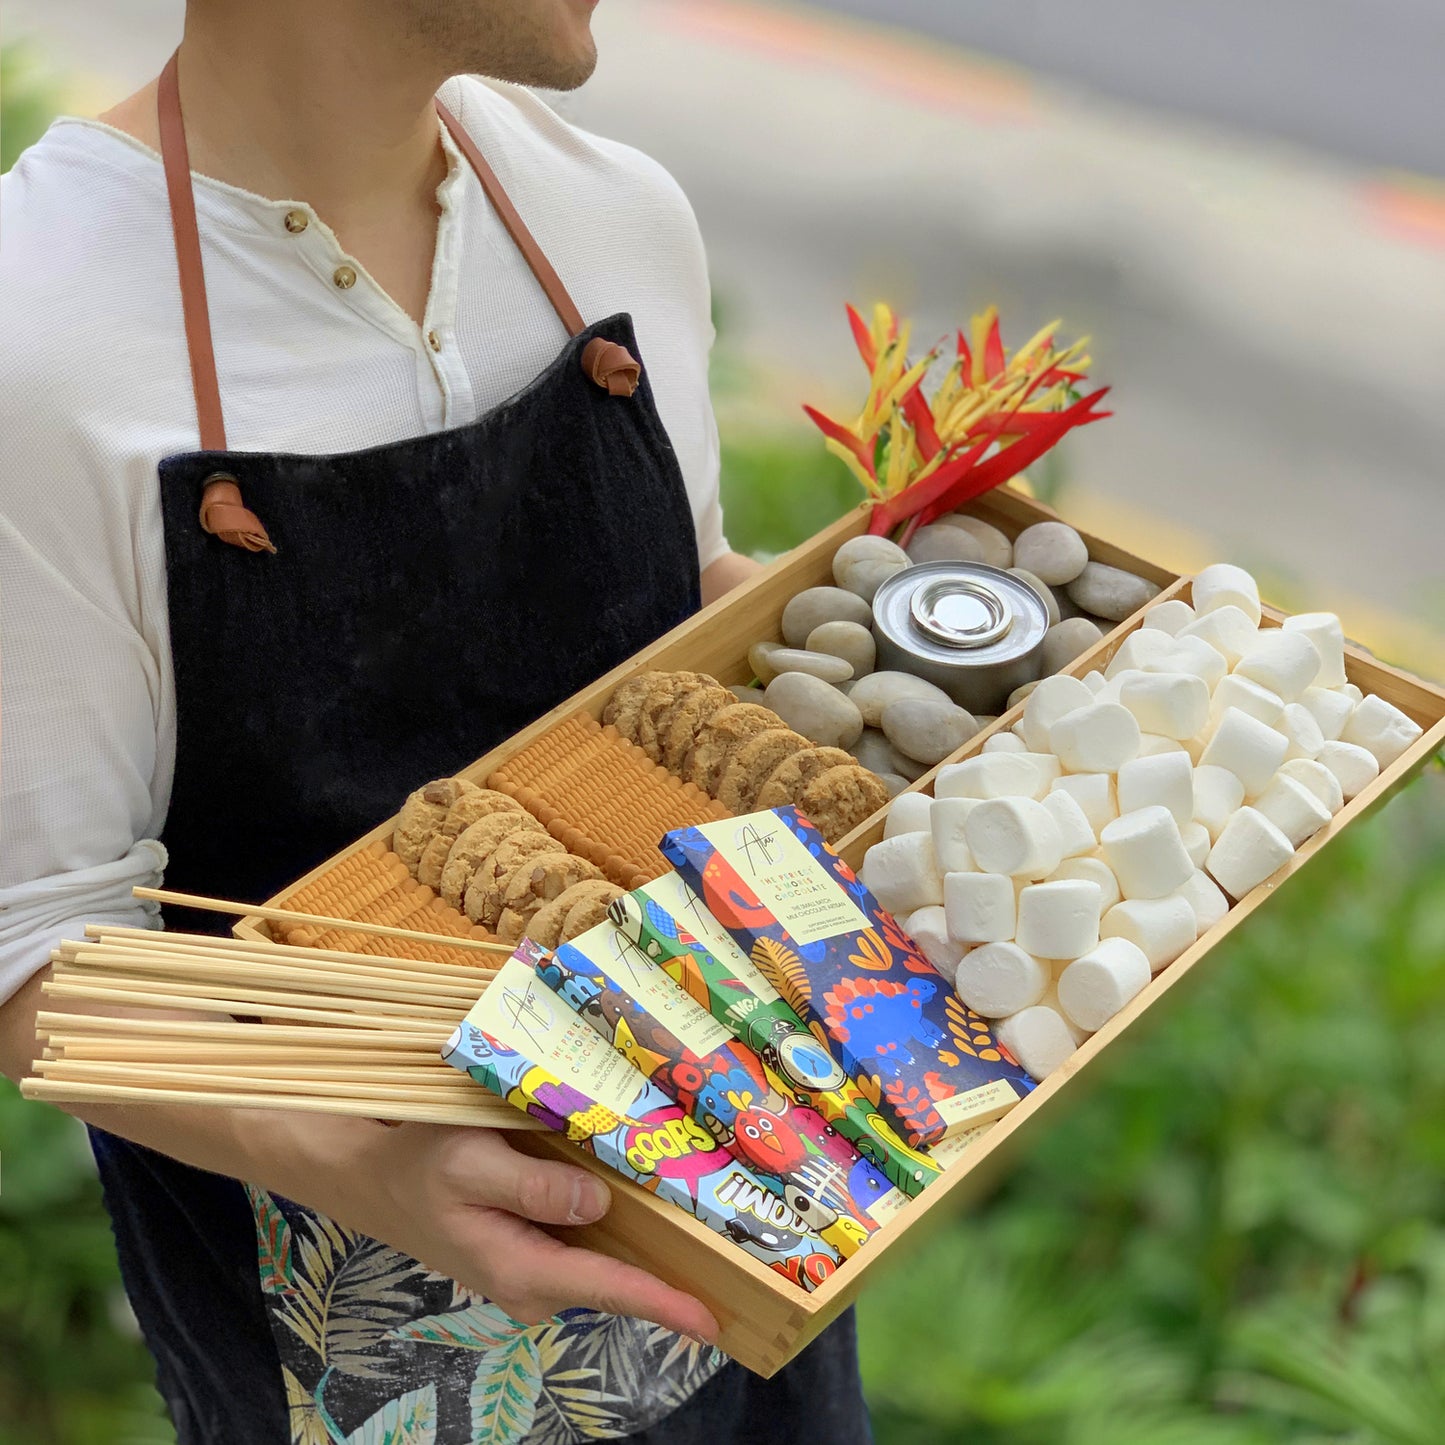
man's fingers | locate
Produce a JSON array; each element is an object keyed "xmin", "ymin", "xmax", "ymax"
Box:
[{"xmin": 443, "ymin": 1132, "xmax": 611, "ymax": 1226}]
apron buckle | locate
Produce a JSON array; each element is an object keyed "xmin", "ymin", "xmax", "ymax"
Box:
[{"xmin": 198, "ymin": 473, "xmax": 277, "ymax": 554}]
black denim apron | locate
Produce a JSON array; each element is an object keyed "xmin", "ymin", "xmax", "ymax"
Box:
[{"xmin": 87, "ymin": 54, "xmax": 868, "ymax": 1445}]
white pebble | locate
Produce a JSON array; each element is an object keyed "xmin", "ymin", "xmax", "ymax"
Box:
[
  {"xmin": 1067, "ymin": 562, "xmax": 1161, "ymax": 622},
  {"xmin": 854, "ymin": 726, "xmax": 927, "ymax": 783},
  {"xmin": 996, "ymin": 1005, "xmax": 1078, "ymax": 1080},
  {"xmin": 1041, "ymin": 619, "xmax": 1105, "ymax": 674},
  {"xmin": 849, "ymin": 672, "xmax": 957, "ymax": 728},
  {"xmin": 1234, "ymin": 630, "xmax": 1321, "ymax": 703},
  {"xmin": 1192, "ymin": 764, "xmax": 1246, "ymax": 841},
  {"xmin": 833, "ymin": 535, "xmax": 911, "ymax": 602},
  {"xmin": 1105, "ymin": 628, "xmax": 1178, "ymax": 680},
  {"xmin": 806, "ymin": 621, "xmax": 877, "ymax": 679},
  {"xmin": 1276, "ymin": 702, "xmax": 1325, "ymax": 762},
  {"xmin": 1101, "ymin": 806, "xmax": 1195, "ymax": 900},
  {"xmin": 964, "ymin": 797, "xmax": 1065, "ymax": 878},
  {"xmin": 1040, "ymin": 789, "xmax": 1097, "ymax": 859},
  {"xmin": 1049, "ymin": 702, "xmax": 1142, "ymax": 774},
  {"xmin": 1100, "ymin": 895, "xmax": 1198, "ymax": 971},
  {"xmin": 782, "ymin": 586, "xmax": 875, "ymax": 647},
  {"xmin": 1172, "ymin": 871, "xmax": 1229, "ymax": 935},
  {"xmin": 1008, "ymin": 569, "xmax": 1062, "ymax": 626},
  {"xmin": 883, "ymin": 791, "xmax": 935, "ymax": 839},
  {"xmin": 882, "ymin": 698, "xmax": 980, "ymax": 766},
  {"xmin": 938, "ymin": 514, "xmax": 1013, "ymax": 569},
  {"xmin": 1282, "ymin": 612, "xmax": 1347, "ymax": 688},
  {"xmin": 1048, "ymin": 773, "xmax": 1118, "ymax": 836},
  {"xmin": 1012, "ymin": 521, "xmax": 1089, "ymax": 585},
  {"xmin": 905, "ymin": 524, "xmax": 986, "ymax": 566},
  {"xmin": 1018, "ymin": 674, "xmax": 1096, "ymax": 752},
  {"xmin": 879, "ymin": 773, "xmax": 910, "ymax": 798},
  {"xmin": 1340, "ymin": 694, "xmax": 1423, "ymax": 768},
  {"xmin": 944, "ymin": 870, "xmax": 1016, "ymax": 945},
  {"xmin": 983, "ymin": 731, "xmax": 1028, "ymax": 753},
  {"xmin": 1279, "ymin": 757, "xmax": 1344, "ymax": 814},
  {"xmin": 930, "ymin": 797, "xmax": 978, "ymax": 873},
  {"xmin": 1016, "ymin": 880, "xmax": 1103, "ymax": 959},
  {"xmin": 1208, "ymin": 674, "xmax": 1284, "ymax": 729},
  {"xmin": 1199, "ymin": 707, "xmax": 1290, "ymax": 797},
  {"xmin": 1253, "ymin": 774, "xmax": 1332, "ymax": 847},
  {"xmin": 1178, "ymin": 605, "xmax": 1258, "ymax": 666},
  {"xmin": 1142, "ymin": 599, "xmax": 1196, "ymax": 636},
  {"xmin": 1315, "ymin": 740, "xmax": 1380, "ymax": 801},
  {"xmin": 955, "ymin": 942, "xmax": 1047, "ymax": 1018},
  {"xmin": 1116, "ymin": 752, "xmax": 1194, "ymax": 827},
  {"xmin": 860, "ymin": 833, "xmax": 944, "ymax": 915},
  {"xmin": 1298, "ymin": 686, "xmax": 1355, "ymax": 743},
  {"xmin": 1118, "ymin": 671, "xmax": 1210, "ymax": 739},
  {"xmin": 935, "ymin": 752, "xmax": 1059, "ymax": 801},
  {"xmin": 898, "ymin": 905, "xmax": 967, "ymax": 982},
  {"xmin": 1205, "ymin": 806, "xmax": 1294, "ymax": 900},
  {"xmin": 1048, "ymin": 854, "xmax": 1121, "ymax": 911},
  {"xmin": 1142, "ymin": 637, "xmax": 1228, "ymax": 692},
  {"xmin": 1192, "ymin": 563, "xmax": 1262, "ymax": 625},
  {"xmin": 1056, "ymin": 938, "xmax": 1152, "ymax": 1032}
]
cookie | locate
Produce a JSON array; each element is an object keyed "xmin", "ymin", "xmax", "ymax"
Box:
[
  {"xmin": 602, "ymin": 671, "xmax": 667, "ymax": 745},
  {"xmin": 415, "ymin": 789, "xmax": 526, "ymax": 888},
  {"xmin": 392, "ymin": 778, "xmax": 473, "ymax": 869},
  {"xmin": 525, "ymin": 878, "xmax": 622, "ymax": 949},
  {"xmin": 560, "ymin": 882, "xmax": 625, "ymax": 942},
  {"xmin": 659, "ymin": 681, "xmax": 734, "ymax": 773},
  {"xmin": 438, "ymin": 813, "xmax": 545, "ymax": 911},
  {"xmin": 754, "ymin": 746, "xmax": 860, "ymax": 811},
  {"xmin": 496, "ymin": 855, "xmax": 605, "ymax": 943},
  {"xmin": 464, "ymin": 832, "xmax": 568, "ymax": 928},
  {"xmin": 717, "ymin": 729, "xmax": 812, "ymax": 815},
  {"xmin": 795, "ymin": 764, "xmax": 890, "ymax": 845},
  {"xmin": 635, "ymin": 672, "xmax": 711, "ymax": 762},
  {"xmin": 685, "ymin": 703, "xmax": 781, "ymax": 795}
]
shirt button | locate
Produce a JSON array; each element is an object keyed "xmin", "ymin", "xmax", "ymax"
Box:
[
  {"xmin": 427, "ymin": 330, "xmax": 442, "ymax": 351},
  {"xmin": 283, "ymin": 209, "xmax": 309, "ymax": 234},
  {"xmin": 333, "ymin": 265, "xmax": 357, "ymax": 290}
]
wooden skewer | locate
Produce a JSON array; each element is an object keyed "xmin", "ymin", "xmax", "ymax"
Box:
[
  {"xmin": 36, "ymin": 1060, "xmax": 485, "ymax": 1102},
  {"xmin": 132, "ymin": 886, "xmax": 515, "ymax": 956},
  {"xmin": 47, "ymin": 1039, "xmax": 442, "ymax": 1065},
  {"xmin": 39, "ymin": 1058, "xmax": 472, "ymax": 1084},
  {"xmin": 35, "ymin": 1012, "xmax": 450, "ymax": 1048}
]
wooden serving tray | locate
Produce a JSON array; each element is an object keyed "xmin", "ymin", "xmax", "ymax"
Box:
[{"xmin": 237, "ymin": 487, "xmax": 1445, "ymax": 1376}]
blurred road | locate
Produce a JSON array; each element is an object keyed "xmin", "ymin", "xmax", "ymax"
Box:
[{"xmin": 9, "ymin": 0, "xmax": 1445, "ymax": 670}]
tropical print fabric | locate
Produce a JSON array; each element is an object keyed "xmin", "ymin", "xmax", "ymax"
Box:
[{"xmin": 247, "ymin": 1188, "xmax": 724, "ymax": 1444}]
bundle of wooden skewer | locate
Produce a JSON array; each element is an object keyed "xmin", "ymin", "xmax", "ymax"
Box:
[{"xmin": 21, "ymin": 891, "xmax": 542, "ymax": 1130}]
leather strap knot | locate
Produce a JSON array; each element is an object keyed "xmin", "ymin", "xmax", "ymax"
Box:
[
  {"xmin": 581, "ymin": 337, "xmax": 642, "ymax": 397},
  {"xmin": 198, "ymin": 474, "xmax": 277, "ymax": 554}
]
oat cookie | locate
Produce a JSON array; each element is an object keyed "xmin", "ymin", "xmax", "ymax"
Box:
[
  {"xmin": 415, "ymin": 789, "xmax": 526, "ymax": 887},
  {"xmin": 560, "ymin": 882, "xmax": 626, "ymax": 942},
  {"xmin": 602, "ymin": 671, "xmax": 667, "ymax": 745},
  {"xmin": 496, "ymin": 855, "xmax": 605, "ymax": 943},
  {"xmin": 717, "ymin": 729, "xmax": 811, "ymax": 815},
  {"xmin": 525, "ymin": 878, "xmax": 623, "ymax": 949},
  {"xmin": 754, "ymin": 747, "xmax": 860, "ymax": 811},
  {"xmin": 660, "ymin": 680, "xmax": 734, "ymax": 773},
  {"xmin": 464, "ymin": 832, "xmax": 568, "ymax": 928},
  {"xmin": 438, "ymin": 813, "xmax": 544, "ymax": 910},
  {"xmin": 635, "ymin": 672, "xmax": 709, "ymax": 762},
  {"xmin": 795, "ymin": 764, "xmax": 890, "ymax": 844},
  {"xmin": 685, "ymin": 703, "xmax": 781, "ymax": 795},
  {"xmin": 392, "ymin": 778, "xmax": 472, "ymax": 870}
]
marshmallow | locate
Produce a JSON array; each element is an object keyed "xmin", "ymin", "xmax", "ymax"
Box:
[
  {"xmin": 1137, "ymin": 733, "xmax": 1188, "ymax": 758},
  {"xmin": 1049, "ymin": 703, "xmax": 1141, "ymax": 774},
  {"xmin": 1192, "ymin": 764, "xmax": 1246, "ymax": 840},
  {"xmin": 1282, "ymin": 612, "xmax": 1347, "ymax": 688},
  {"xmin": 1116, "ymin": 752, "xmax": 1194, "ymax": 827},
  {"xmin": 1180, "ymin": 821, "xmax": 1212, "ymax": 868},
  {"xmin": 1340, "ymin": 694, "xmax": 1424, "ymax": 768},
  {"xmin": 1315, "ymin": 740, "xmax": 1380, "ymax": 801},
  {"xmin": 944, "ymin": 870, "xmax": 1017, "ymax": 944},
  {"xmin": 1049, "ymin": 855, "xmax": 1121, "ymax": 912},
  {"xmin": 1234, "ymin": 630, "xmax": 1321, "ymax": 702},
  {"xmin": 1298, "ymin": 686, "xmax": 1354, "ymax": 743},
  {"xmin": 1253, "ymin": 774, "xmax": 1332, "ymax": 848},
  {"xmin": 982, "ymin": 731, "xmax": 1028, "ymax": 753},
  {"xmin": 900, "ymin": 905, "xmax": 968, "ymax": 982},
  {"xmin": 883, "ymin": 790, "xmax": 934, "ymax": 839},
  {"xmin": 1037, "ymin": 982, "xmax": 1090, "ymax": 1044},
  {"xmin": 1100, "ymin": 805, "xmax": 1195, "ymax": 900},
  {"xmin": 1118, "ymin": 670, "xmax": 1210, "ymax": 739},
  {"xmin": 1279, "ymin": 757, "xmax": 1344, "ymax": 814},
  {"xmin": 1141, "ymin": 599, "xmax": 1196, "ymax": 636},
  {"xmin": 1340, "ymin": 682, "xmax": 1364, "ymax": 704},
  {"xmin": 935, "ymin": 751, "xmax": 1059, "ymax": 801},
  {"xmin": 1192, "ymin": 563, "xmax": 1262, "ymax": 625},
  {"xmin": 1178, "ymin": 605, "xmax": 1258, "ymax": 666},
  {"xmin": 1048, "ymin": 773, "xmax": 1117, "ymax": 836},
  {"xmin": 1207, "ymin": 674, "xmax": 1284, "ymax": 729},
  {"xmin": 1017, "ymin": 674, "xmax": 1096, "ymax": 752},
  {"xmin": 1081, "ymin": 670, "xmax": 1108, "ymax": 694},
  {"xmin": 1141, "ymin": 636, "xmax": 1228, "ymax": 692},
  {"xmin": 929, "ymin": 797, "xmax": 978, "ymax": 873},
  {"xmin": 1172, "ymin": 870, "xmax": 1229, "ymax": 935},
  {"xmin": 1205, "ymin": 806, "xmax": 1294, "ymax": 900},
  {"xmin": 964, "ymin": 797, "xmax": 1065, "ymax": 878},
  {"xmin": 954, "ymin": 942, "xmax": 1048, "ymax": 1019},
  {"xmin": 1104, "ymin": 627, "xmax": 1180, "ymax": 680},
  {"xmin": 860, "ymin": 833, "xmax": 944, "ymax": 914},
  {"xmin": 1199, "ymin": 707, "xmax": 1289, "ymax": 797},
  {"xmin": 1276, "ymin": 702, "xmax": 1324, "ymax": 762},
  {"xmin": 1100, "ymin": 895, "xmax": 1198, "ymax": 971},
  {"xmin": 996, "ymin": 1005, "xmax": 1078, "ymax": 1081},
  {"xmin": 1039, "ymin": 788, "xmax": 1097, "ymax": 859},
  {"xmin": 1056, "ymin": 937, "xmax": 1152, "ymax": 1032},
  {"xmin": 1016, "ymin": 879, "xmax": 1104, "ymax": 959}
]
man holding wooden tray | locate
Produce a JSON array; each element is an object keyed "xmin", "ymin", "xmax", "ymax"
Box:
[{"xmin": 0, "ymin": 0, "xmax": 870, "ymax": 1440}]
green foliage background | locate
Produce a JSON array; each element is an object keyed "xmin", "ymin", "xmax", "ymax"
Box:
[{"xmin": 4, "ymin": 50, "xmax": 1444, "ymax": 1445}]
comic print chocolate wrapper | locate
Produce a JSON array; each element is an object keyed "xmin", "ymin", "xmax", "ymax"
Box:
[
  {"xmin": 660, "ymin": 808, "xmax": 1034, "ymax": 1148},
  {"xmin": 545, "ymin": 921, "xmax": 909, "ymax": 1257},
  {"xmin": 611, "ymin": 872, "xmax": 947, "ymax": 1198},
  {"xmin": 442, "ymin": 941, "xmax": 842, "ymax": 1291}
]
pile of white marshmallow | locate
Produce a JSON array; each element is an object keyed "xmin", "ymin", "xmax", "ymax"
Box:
[{"xmin": 859, "ymin": 562, "xmax": 1424, "ymax": 1083}]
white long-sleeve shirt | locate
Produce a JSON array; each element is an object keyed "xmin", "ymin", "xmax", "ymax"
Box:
[{"xmin": 0, "ymin": 75, "xmax": 728, "ymax": 1004}]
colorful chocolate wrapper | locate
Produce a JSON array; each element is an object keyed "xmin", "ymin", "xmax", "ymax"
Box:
[
  {"xmin": 613, "ymin": 872, "xmax": 944, "ymax": 1198},
  {"xmin": 442, "ymin": 941, "xmax": 842, "ymax": 1291},
  {"xmin": 548, "ymin": 921, "xmax": 908, "ymax": 1255},
  {"xmin": 660, "ymin": 808, "xmax": 1034, "ymax": 1148}
]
